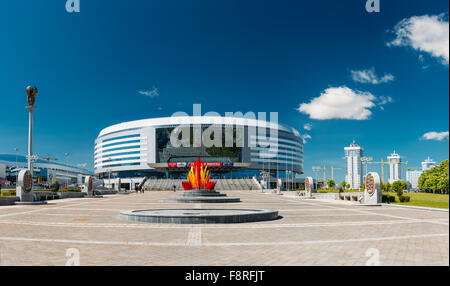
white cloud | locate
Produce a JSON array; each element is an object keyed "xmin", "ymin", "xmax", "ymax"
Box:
[
  {"xmin": 377, "ymin": 96, "xmax": 393, "ymax": 110},
  {"xmin": 297, "ymin": 86, "xmax": 378, "ymax": 120},
  {"xmin": 350, "ymin": 68, "xmax": 395, "ymax": 84},
  {"xmin": 303, "ymin": 123, "xmax": 312, "ymax": 131},
  {"xmin": 387, "ymin": 13, "xmax": 449, "ymax": 65},
  {"xmin": 138, "ymin": 87, "xmax": 159, "ymax": 98},
  {"xmin": 302, "ymin": 134, "xmax": 312, "ymax": 144},
  {"xmin": 377, "ymin": 96, "xmax": 393, "ymax": 105},
  {"xmin": 420, "ymin": 131, "xmax": 449, "ymax": 141}
]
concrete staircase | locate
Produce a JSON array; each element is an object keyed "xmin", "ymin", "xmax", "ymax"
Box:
[{"xmin": 143, "ymin": 178, "xmax": 260, "ymax": 191}]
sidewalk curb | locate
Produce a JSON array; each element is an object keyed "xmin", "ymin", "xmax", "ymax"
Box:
[{"xmin": 383, "ymin": 204, "xmax": 449, "ymax": 212}]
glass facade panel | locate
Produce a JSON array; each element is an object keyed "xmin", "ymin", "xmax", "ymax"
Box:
[{"xmin": 155, "ymin": 127, "xmax": 243, "ymax": 163}]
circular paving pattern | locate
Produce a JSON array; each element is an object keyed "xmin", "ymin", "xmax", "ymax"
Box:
[{"xmin": 120, "ymin": 208, "xmax": 279, "ymax": 224}]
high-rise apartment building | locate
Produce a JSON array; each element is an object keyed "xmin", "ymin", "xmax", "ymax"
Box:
[
  {"xmin": 387, "ymin": 151, "xmax": 401, "ymax": 183},
  {"xmin": 421, "ymin": 157, "xmax": 436, "ymax": 171},
  {"xmin": 344, "ymin": 141, "xmax": 363, "ymax": 189}
]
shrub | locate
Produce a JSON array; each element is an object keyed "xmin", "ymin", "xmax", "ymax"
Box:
[
  {"xmin": 49, "ymin": 181, "xmax": 60, "ymax": 192},
  {"xmin": 382, "ymin": 193, "xmax": 396, "ymax": 203},
  {"xmin": 1, "ymin": 190, "xmax": 16, "ymax": 197},
  {"xmin": 399, "ymin": 195, "xmax": 411, "ymax": 203},
  {"xmin": 59, "ymin": 188, "xmax": 81, "ymax": 193}
]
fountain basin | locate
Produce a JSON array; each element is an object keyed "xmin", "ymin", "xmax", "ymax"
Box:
[
  {"xmin": 120, "ymin": 208, "xmax": 279, "ymax": 224},
  {"xmin": 179, "ymin": 190, "xmax": 226, "ymax": 197}
]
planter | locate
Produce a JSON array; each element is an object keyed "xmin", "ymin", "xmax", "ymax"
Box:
[
  {"xmin": 0, "ymin": 196, "xmax": 20, "ymax": 205},
  {"xmin": 57, "ymin": 192, "xmax": 85, "ymax": 199},
  {"xmin": 35, "ymin": 191, "xmax": 60, "ymax": 200}
]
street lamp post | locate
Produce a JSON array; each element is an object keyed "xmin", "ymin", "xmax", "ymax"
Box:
[
  {"xmin": 361, "ymin": 157, "xmax": 373, "ymax": 177},
  {"xmin": 65, "ymin": 153, "xmax": 70, "ymax": 187},
  {"xmin": 16, "ymin": 86, "xmax": 44, "ymax": 204},
  {"xmin": 291, "ymin": 151, "xmax": 294, "ymax": 190},
  {"xmin": 312, "ymin": 166, "xmax": 321, "ymax": 190},
  {"xmin": 14, "ymin": 148, "xmax": 19, "ymax": 183},
  {"xmin": 25, "ymin": 86, "xmax": 37, "ymax": 179},
  {"xmin": 106, "ymin": 157, "xmax": 112, "ymax": 189}
]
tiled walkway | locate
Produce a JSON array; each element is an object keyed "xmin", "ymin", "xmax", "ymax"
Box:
[{"xmin": 0, "ymin": 191, "xmax": 448, "ymax": 265}]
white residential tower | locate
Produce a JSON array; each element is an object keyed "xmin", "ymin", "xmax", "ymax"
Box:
[
  {"xmin": 387, "ymin": 151, "xmax": 401, "ymax": 183},
  {"xmin": 344, "ymin": 141, "xmax": 363, "ymax": 189},
  {"xmin": 406, "ymin": 157, "xmax": 437, "ymax": 189},
  {"xmin": 421, "ymin": 157, "xmax": 436, "ymax": 171}
]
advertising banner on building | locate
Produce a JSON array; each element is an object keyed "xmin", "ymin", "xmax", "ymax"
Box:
[
  {"xmin": 167, "ymin": 162, "xmax": 187, "ymax": 168},
  {"xmin": 187, "ymin": 162, "xmax": 223, "ymax": 168}
]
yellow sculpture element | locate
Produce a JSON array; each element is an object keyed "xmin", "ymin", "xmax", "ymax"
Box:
[
  {"xmin": 182, "ymin": 157, "xmax": 216, "ymax": 190},
  {"xmin": 187, "ymin": 165, "xmax": 211, "ymax": 189}
]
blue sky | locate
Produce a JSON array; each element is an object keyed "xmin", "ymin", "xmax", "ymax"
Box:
[{"xmin": 0, "ymin": 0, "xmax": 448, "ymax": 183}]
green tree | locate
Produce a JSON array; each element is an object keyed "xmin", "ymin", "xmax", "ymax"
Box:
[
  {"xmin": 391, "ymin": 180, "xmax": 408, "ymax": 197},
  {"xmin": 340, "ymin": 180, "xmax": 346, "ymax": 189},
  {"xmin": 327, "ymin": 179, "xmax": 336, "ymax": 189},
  {"xmin": 400, "ymin": 181, "xmax": 408, "ymax": 191},
  {"xmin": 418, "ymin": 160, "xmax": 449, "ymax": 192},
  {"xmin": 346, "ymin": 183, "xmax": 350, "ymax": 189},
  {"xmin": 384, "ymin": 181, "xmax": 391, "ymax": 192}
]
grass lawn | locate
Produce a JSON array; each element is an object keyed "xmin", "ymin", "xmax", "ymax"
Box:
[{"xmin": 389, "ymin": 192, "xmax": 449, "ymax": 209}]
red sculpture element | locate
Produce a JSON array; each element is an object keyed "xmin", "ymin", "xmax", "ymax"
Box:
[{"xmin": 182, "ymin": 157, "xmax": 216, "ymax": 190}]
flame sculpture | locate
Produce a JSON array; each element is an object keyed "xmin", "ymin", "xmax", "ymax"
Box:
[{"xmin": 182, "ymin": 157, "xmax": 216, "ymax": 190}]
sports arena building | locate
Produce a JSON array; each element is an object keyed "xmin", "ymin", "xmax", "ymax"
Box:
[{"xmin": 95, "ymin": 116, "xmax": 304, "ymax": 189}]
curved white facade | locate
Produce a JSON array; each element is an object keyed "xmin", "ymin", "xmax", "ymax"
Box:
[{"xmin": 95, "ymin": 116, "xmax": 304, "ymax": 178}]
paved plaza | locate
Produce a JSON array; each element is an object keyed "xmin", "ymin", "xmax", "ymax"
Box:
[{"xmin": 0, "ymin": 191, "xmax": 448, "ymax": 266}]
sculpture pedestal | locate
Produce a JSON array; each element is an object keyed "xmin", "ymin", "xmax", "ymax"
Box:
[
  {"xmin": 15, "ymin": 200, "xmax": 47, "ymax": 205},
  {"xmin": 304, "ymin": 176, "xmax": 314, "ymax": 198},
  {"xmin": 16, "ymin": 186, "xmax": 34, "ymax": 202},
  {"xmin": 363, "ymin": 172, "xmax": 382, "ymax": 205},
  {"xmin": 15, "ymin": 169, "xmax": 45, "ymax": 204},
  {"xmin": 82, "ymin": 176, "xmax": 98, "ymax": 197}
]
